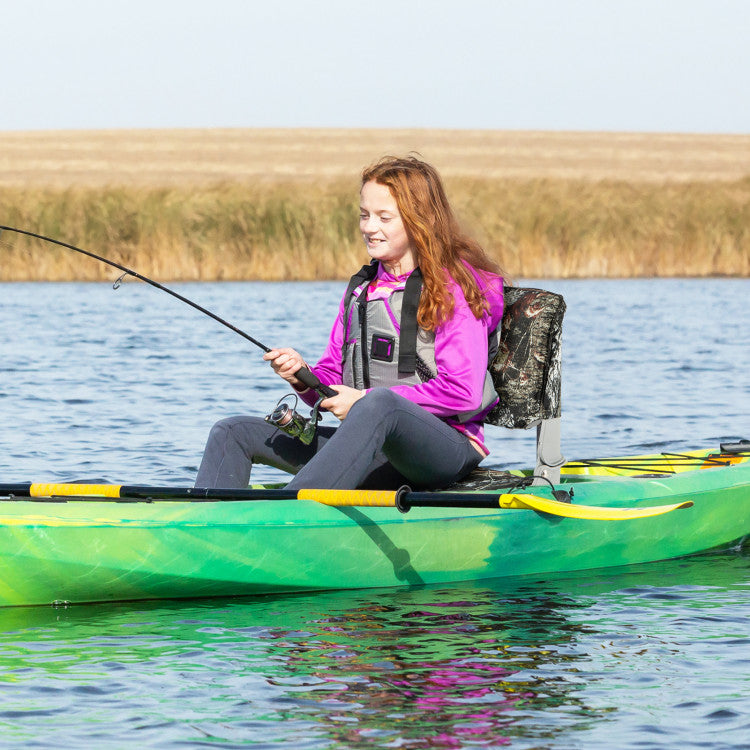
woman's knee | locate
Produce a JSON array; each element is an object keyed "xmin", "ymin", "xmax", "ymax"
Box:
[
  {"xmin": 207, "ymin": 416, "xmax": 240, "ymax": 439},
  {"xmin": 206, "ymin": 415, "xmax": 266, "ymax": 444},
  {"xmin": 351, "ymin": 388, "xmax": 402, "ymax": 416}
]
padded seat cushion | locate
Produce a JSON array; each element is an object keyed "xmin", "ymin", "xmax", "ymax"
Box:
[{"xmin": 486, "ymin": 287, "xmax": 566, "ymax": 429}]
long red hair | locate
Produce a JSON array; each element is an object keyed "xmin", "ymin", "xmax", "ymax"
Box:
[{"xmin": 361, "ymin": 155, "xmax": 502, "ymax": 331}]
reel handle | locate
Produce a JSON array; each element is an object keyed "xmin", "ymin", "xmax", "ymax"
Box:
[{"xmin": 295, "ymin": 367, "xmax": 337, "ymax": 399}]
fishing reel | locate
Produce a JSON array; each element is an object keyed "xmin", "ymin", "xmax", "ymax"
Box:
[{"xmin": 264, "ymin": 393, "xmax": 324, "ymax": 445}]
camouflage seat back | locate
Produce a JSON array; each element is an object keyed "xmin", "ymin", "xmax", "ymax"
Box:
[{"xmin": 485, "ymin": 287, "xmax": 566, "ymax": 429}]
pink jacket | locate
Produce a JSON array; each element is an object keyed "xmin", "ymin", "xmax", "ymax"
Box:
[{"xmin": 305, "ymin": 263, "xmax": 504, "ymax": 454}]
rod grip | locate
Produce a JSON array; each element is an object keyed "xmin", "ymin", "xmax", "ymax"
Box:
[{"xmin": 295, "ymin": 367, "xmax": 337, "ymax": 398}]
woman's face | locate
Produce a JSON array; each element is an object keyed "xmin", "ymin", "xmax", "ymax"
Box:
[{"xmin": 359, "ymin": 180, "xmax": 416, "ymax": 275}]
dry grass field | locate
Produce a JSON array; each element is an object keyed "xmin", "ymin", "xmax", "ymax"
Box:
[
  {"xmin": 2, "ymin": 128, "xmax": 750, "ymax": 186},
  {"xmin": 1, "ymin": 128, "xmax": 749, "ymax": 279}
]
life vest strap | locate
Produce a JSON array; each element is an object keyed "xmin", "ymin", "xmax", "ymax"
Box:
[{"xmin": 397, "ymin": 267, "xmax": 423, "ymax": 374}]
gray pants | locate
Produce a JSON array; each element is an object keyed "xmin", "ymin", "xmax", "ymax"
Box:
[{"xmin": 195, "ymin": 388, "xmax": 482, "ymax": 490}]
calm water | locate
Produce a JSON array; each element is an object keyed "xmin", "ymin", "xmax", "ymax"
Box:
[{"xmin": 1, "ymin": 278, "xmax": 749, "ymax": 748}]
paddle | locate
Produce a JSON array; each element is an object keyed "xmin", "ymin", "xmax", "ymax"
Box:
[{"xmin": 0, "ymin": 482, "xmax": 693, "ymax": 521}]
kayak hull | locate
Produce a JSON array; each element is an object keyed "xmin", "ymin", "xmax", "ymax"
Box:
[{"xmin": 1, "ymin": 451, "xmax": 748, "ymax": 607}]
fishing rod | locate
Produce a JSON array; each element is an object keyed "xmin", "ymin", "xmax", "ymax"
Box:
[{"xmin": 0, "ymin": 225, "xmax": 335, "ymax": 402}]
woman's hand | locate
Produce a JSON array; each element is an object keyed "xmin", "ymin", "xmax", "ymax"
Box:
[
  {"xmin": 321, "ymin": 385, "xmax": 366, "ymax": 421},
  {"xmin": 263, "ymin": 348, "xmax": 309, "ymax": 388}
]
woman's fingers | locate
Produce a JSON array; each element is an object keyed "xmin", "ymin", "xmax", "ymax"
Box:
[{"xmin": 263, "ymin": 348, "xmax": 306, "ymax": 383}]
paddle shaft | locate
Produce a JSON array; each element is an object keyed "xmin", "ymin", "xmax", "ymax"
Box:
[
  {"xmin": 0, "ymin": 226, "xmax": 335, "ymax": 399},
  {"xmin": 0, "ymin": 482, "xmax": 693, "ymax": 520}
]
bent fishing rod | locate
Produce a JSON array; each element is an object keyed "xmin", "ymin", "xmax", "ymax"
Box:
[{"xmin": 0, "ymin": 225, "xmax": 335, "ymax": 399}]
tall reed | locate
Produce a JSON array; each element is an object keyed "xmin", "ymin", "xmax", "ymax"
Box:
[{"xmin": 2, "ymin": 177, "xmax": 748, "ymax": 281}]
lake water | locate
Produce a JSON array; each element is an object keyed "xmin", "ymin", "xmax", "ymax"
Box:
[{"xmin": 1, "ymin": 278, "xmax": 749, "ymax": 748}]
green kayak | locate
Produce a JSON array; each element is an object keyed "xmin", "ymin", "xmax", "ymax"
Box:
[{"xmin": 0, "ymin": 446, "xmax": 748, "ymax": 608}]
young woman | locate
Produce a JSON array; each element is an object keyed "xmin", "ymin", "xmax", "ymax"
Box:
[{"xmin": 195, "ymin": 155, "xmax": 504, "ymax": 490}]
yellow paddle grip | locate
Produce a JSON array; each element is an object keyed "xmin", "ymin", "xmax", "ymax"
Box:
[
  {"xmin": 297, "ymin": 489, "xmax": 397, "ymax": 507},
  {"xmin": 29, "ymin": 483, "xmax": 123, "ymax": 498}
]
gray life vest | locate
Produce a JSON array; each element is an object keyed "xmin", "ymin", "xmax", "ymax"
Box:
[{"xmin": 341, "ymin": 262, "xmax": 500, "ymax": 423}]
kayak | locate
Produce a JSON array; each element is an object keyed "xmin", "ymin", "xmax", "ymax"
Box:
[{"xmin": 0, "ymin": 445, "xmax": 748, "ymax": 608}]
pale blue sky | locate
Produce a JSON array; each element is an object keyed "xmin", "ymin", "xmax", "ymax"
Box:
[{"xmin": 3, "ymin": 0, "xmax": 749, "ymax": 133}]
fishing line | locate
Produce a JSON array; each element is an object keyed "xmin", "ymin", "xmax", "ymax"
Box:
[{"xmin": 0, "ymin": 225, "xmax": 335, "ymax": 398}]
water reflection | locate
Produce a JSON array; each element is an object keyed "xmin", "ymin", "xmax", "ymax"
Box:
[{"xmin": 263, "ymin": 591, "xmax": 600, "ymax": 749}]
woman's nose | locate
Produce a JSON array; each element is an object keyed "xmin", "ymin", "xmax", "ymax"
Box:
[{"xmin": 361, "ymin": 215, "xmax": 379, "ymax": 233}]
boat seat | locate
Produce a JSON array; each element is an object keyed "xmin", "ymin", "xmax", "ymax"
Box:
[{"xmin": 485, "ymin": 286, "xmax": 567, "ymax": 485}]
